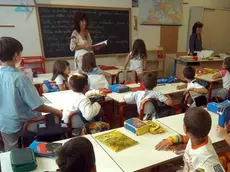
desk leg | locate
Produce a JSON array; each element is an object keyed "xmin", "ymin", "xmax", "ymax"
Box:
[
  {"xmin": 208, "ymin": 82, "xmax": 213, "ymax": 102},
  {"xmin": 119, "ymin": 103, "xmax": 125, "ymax": 127},
  {"xmin": 173, "ymin": 60, "xmax": 177, "ymax": 77}
]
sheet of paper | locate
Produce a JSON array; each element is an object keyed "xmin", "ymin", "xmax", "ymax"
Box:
[
  {"xmin": 198, "ymin": 50, "xmax": 214, "ymax": 58},
  {"xmin": 92, "ymin": 39, "xmax": 108, "ymax": 47}
]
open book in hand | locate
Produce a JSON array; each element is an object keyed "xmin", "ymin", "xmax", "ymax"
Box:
[{"xmin": 92, "ymin": 39, "xmax": 108, "ymax": 48}]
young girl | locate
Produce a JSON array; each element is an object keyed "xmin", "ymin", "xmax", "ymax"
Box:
[
  {"xmin": 51, "ymin": 60, "xmax": 71, "ymax": 91},
  {"xmin": 212, "ymin": 57, "xmax": 230, "ymax": 99},
  {"xmin": 82, "ymin": 53, "xmax": 109, "ymax": 89},
  {"xmin": 124, "ymin": 39, "xmax": 147, "ymax": 81}
]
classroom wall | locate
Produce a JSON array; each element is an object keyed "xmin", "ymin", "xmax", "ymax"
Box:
[{"xmin": 1, "ymin": 0, "xmax": 230, "ymax": 73}]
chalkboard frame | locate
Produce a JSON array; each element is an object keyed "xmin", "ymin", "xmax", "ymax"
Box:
[{"xmin": 35, "ymin": 4, "xmax": 132, "ymax": 59}]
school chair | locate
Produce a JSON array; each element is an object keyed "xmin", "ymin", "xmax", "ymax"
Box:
[
  {"xmin": 116, "ymin": 70, "xmax": 138, "ymax": 84},
  {"xmin": 20, "ymin": 114, "xmax": 62, "ymax": 147},
  {"xmin": 20, "ymin": 56, "xmax": 46, "ymax": 74},
  {"xmin": 139, "ymin": 98, "xmax": 175, "ymax": 120},
  {"xmin": 38, "ymin": 81, "xmax": 57, "ymax": 96},
  {"xmin": 67, "ymin": 111, "xmax": 109, "ymax": 137},
  {"xmin": 67, "ymin": 111, "xmax": 85, "ymax": 138},
  {"xmin": 214, "ymin": 88, "xmax": 230, "ymax": 102}
]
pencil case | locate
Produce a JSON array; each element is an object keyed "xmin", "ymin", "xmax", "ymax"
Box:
[{"xmin": 124, "ymin": 118, "xmax": 149, "ymax": 136}]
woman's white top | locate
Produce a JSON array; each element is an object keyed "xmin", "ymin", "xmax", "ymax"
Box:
[{"xmin": 70, "ymin": 30, "xmax": 93, "ymax": 59}]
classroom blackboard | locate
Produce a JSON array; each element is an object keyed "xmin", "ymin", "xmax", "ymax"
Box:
[{"xmin": 37, "ymin": 6, "xmax": 131, "ymax": 58}]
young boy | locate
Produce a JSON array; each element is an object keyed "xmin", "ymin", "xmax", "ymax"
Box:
[
  {"xmin": 156, "ymin": 107, "xmax": 224, "ymax": 171},
  {"xmin": 56, "ymin": 137, "xmax": 96, "ymax": 172},
  {"xmin": 62, "ymin": 73, "xmax": 102, "ymax": 124},
  {"xmin": 0, "ymin": 37, "xmax": 62, "ymax": 151},
  {"xmin": 182, "ymin": 67, "xmax": 208, "ymax": 107},
  {"xmin": 124, "ymin": 72, "xmax": 172, "ymax": 119}
]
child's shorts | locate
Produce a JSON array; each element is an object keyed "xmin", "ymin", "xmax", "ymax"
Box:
[{"xmin": 212, "ymin": 88, "xmax": 228, "ymax": 100}]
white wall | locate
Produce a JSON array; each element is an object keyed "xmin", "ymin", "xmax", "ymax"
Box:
[{"xmin": 1, "ymin": 0, "xmax": 230, "ymax": 72}]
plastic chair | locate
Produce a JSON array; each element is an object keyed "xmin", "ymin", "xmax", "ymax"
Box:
[
  {"xmin": 23, "ymin": 114, "xmax": 61, "ymax": 133},
  {"xmin": 139, "ymin": 99, "xmax": 158, "ymax": 120},
  {"xmin": 116, "ymin": 70, "xmax": 138, "ymax": 84},
  {"xmin": 67, "ymin": 111, "xmax": 85, "ymax": 138},
  {"xmin": 38, "ymin": 81, "xmax": 57, "ymax": 96},
  {"xmin": 20, "ymin": 56, "xmax": 46, "ymax": 74}
]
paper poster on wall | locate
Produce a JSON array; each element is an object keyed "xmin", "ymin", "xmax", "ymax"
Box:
[
  {"xmin": 132, "ymin": 0, "xmax": 138, "ymax": 8},
  {"xmin": 139, "ymin": 0, "xmax": 183, "ymax": 25}
]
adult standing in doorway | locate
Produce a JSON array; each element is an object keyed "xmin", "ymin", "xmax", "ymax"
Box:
[
  {"xmin": 189, "ymin": 22, "xmax": 203, "ymax": 55},
  {"xmin": 70, "ymin": 12, "xmax": 93, "ymax": 71}
]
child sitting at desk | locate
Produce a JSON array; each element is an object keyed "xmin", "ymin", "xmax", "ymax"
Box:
[
  {"xmin": 212, "ymin": 57, "xmax": 230, "ymax": 100},
  {"xmin": 181, "ymin": 67, "xmax": 208, "ymax": 108},
  {"xmin": 56, "ymin": 137, "xmax": 96, "ymax": 172},
  {"xmin": 124, "ymin": 39, "xmax": 147, "ymax": 81},
  {"xmin": 124, "ymin": 72, "xmax": 172, "ymax": 119},
  {"xmin": 82, "ymin": 52, "xmax": 109, "ymax": 89},
  {"xmin": 0, "ymin": 37, "xmax": 62, "ymax": 151},
  {"xmin": 156, "ymin": 107, "xmax": 224, "ymax": 172},
  {"xmin": 51, "ymin": 60, "xmax": 71, "ymax": 91},
  {"xmin": 62, "ymin": 73, "xmax": 105, "ymax": 124}
]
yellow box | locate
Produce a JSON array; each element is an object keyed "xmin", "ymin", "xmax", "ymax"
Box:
[{"xmin": 124, "ymin": 118, "xmax": 150, "ymax": 136}]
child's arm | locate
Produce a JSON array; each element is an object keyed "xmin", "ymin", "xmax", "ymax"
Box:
[
  {"xmin": 124, "ymin": 54, "xmax": 131, "ymax": 70},
  {"xmin": 101, "ymin": 71, "xmax": 111, "ymax": 78},
  {"xmin": 189, "ymin": 87, "xmax": 208, "ymax": 94},
  {"xmin": 143, "ymin": 56, "xmax": 147, "ymax": 71},
  {"xmin": 57, "ymin": 84, "xmax": 67, "ymax": 91},
  {"xmin": 35, "ymin": 105, "xmax": 62, "ymax": 116},
  {"xmin": 212, "ymin": 69, "xmax": 226, "ymax": 80},
  {"xmin": 164, "ymin": 95, "xmax": 173, "ymax": 106},
  {"xmin": 78, "ymin": 98, "xmax": 101, "ymax": 121},
  {"xmin": 155, "ymin": 135, "xmax": 188, "ymax": 151},
  {"xmin": 217, "ymin": 124, "xmax": 230, "ymax": 145}
]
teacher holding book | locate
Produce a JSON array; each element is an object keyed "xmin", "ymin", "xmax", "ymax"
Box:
[{"xmin": 70, "ymin": 12, "xmax": 105, "ymax": 71}]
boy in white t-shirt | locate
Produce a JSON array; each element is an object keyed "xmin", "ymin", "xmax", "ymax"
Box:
[
  {"xmin": 156, "ymin": 107, "xmax": 225, "ymax": 172},
  {"xmin": 62, "ymin": 73, "xmax": 103, "ymax": 124},
  {"xmin": 183, "ymin": 67, "xmax": 208, "ymax": 107}
]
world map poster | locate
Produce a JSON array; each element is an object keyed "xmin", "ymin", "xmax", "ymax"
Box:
[{"xmin": 139, "ymin": 0, "xmax": 183, "ymax": 25}]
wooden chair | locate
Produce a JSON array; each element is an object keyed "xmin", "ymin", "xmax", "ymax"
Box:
[{"xmin": 116, "ymin": 70, "xmax": 138, "ymax": 84}]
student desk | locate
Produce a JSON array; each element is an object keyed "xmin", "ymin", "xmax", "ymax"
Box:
[
  {"xmin": 156, "ymin": 110, "xmax": 223, "ymax": 144},
  {"xmin": 0, "ymin": 135, "xmax": 123, "ymax": 172},
  {"xmin": 43, "ymin": 90, "xmax": 114, "ymax": 125},
  {"xmin": 195, "ymin": 73, "xmax": 222, "ymax": 101},
  {"xmin": 32, "ymin": 66, "xmax": 123, "ymax": 85},
  {"xmin": 172, "ymin": 56, "xmax": 223, "ymax": 80},
  {"xmin": 107, "ymin": 82, "xmax": 186, "ymax": 126},
  {"xmin": 92, "ymin": 126, "xmax": 180, "ymax": 172}
]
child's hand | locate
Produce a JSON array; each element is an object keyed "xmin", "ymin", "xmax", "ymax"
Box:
[
  {"xmin": 99, "ymin": 89, "xmax": 107, "ymax": 96},
  {"xmin": 155, "ymin": 139, "xmax": 172, "ymax": 151},
  {"xmin": 217, "ymin": 124, "xmax": 228, "ymax": 137}
]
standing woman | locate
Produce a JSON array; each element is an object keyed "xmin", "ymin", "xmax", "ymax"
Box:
[
  {"xmin": 70, "ymin": 12, "xmax": 93, "ymax": 71},
  {"xmin": 189, "ymin": 22, "xmax": 203, "ymax": 55}
]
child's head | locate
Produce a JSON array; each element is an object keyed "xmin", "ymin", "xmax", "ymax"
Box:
[
  {"xmin": 52, "ymin": 60, "xmax": 70, "ymax": 80},
  {"xmin": 143, "ymin": 72, "xmax": 157, "ymax": 90},
  {"xmin": 183, "ymin": 67, "xmax": 195, "ymax": 81},
  {"xmin": 184, "ymin": 107, "xmax": 211, "ymax": 139},
  {"xmin": 56, "ymin": 137, "xmax": 96, "ymax": 172},
  {"xmin": 0, "ymin": 37, "xmax": 23, "ymax": 67},
  {"xmin": 223, "ymin": 57, "xmax": 230, "ymax": 72},
  {"xmin": 68, "ymin": 73, "xmax": 89, "ymax": 93},
  {"xmin": 82, "ymin": 53, "xmax": 96, "ymax": 73},
  {"xmin": 131, "ymin": 39, "xmax": 147, "ymax": 59}
]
